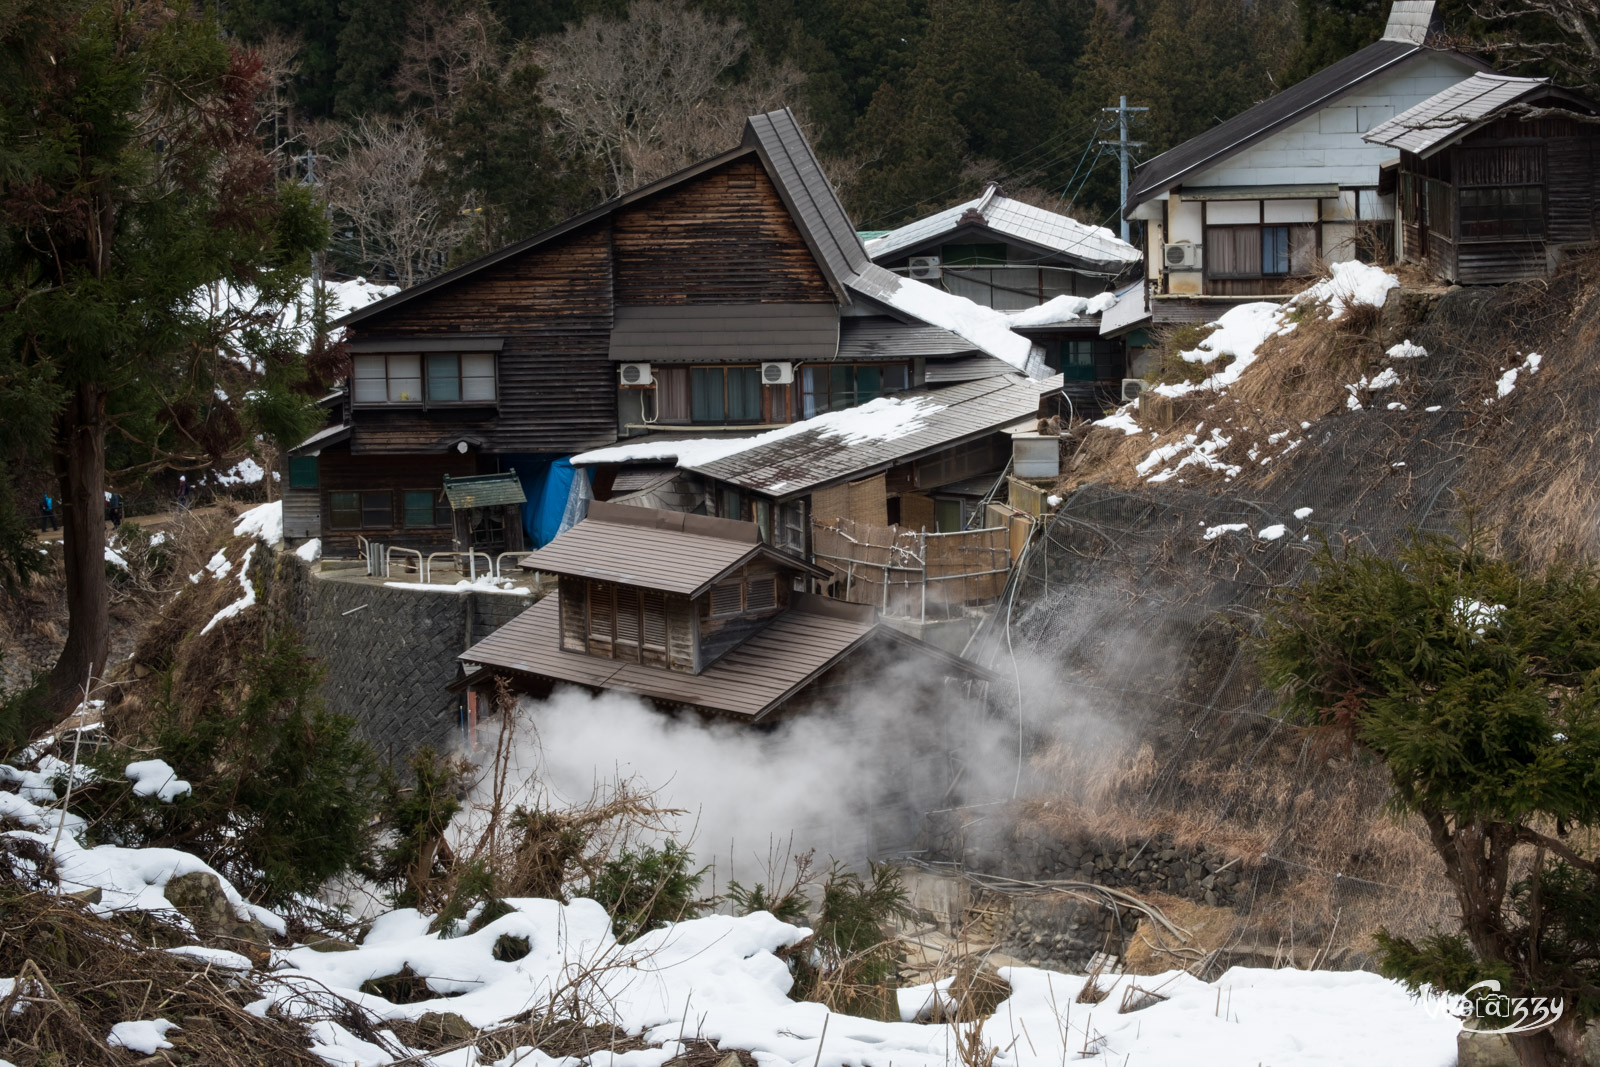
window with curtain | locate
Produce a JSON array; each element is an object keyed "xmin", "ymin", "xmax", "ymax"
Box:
[
  {"xmin": 1205, "ymin": 225, "xmax": 1317, "ymax": 278},
  {"xmin": 654, "ymin": 367, "xmax": 692, "ymax": 422},
  {"xmin": 690, "ymin": 366, "xmax": 763, "ymax": 423},
  {"xmin": 353, "ymin": 352, "xmax": 494, "ymax": 404}
]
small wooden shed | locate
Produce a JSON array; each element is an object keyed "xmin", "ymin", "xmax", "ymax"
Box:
[
  {"xmin": 443, "ymin": 472, "xmax": 527, "ymax": 554},
  {"xmin": 1366, "ymin": 74, "xmax": 1600, "ymax": 284}
]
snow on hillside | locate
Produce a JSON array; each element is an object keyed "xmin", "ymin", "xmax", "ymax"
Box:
[
  {"xmin": 0, "ymin": 755, "xmax": 1465, "ymax": 1067},
  {"xmin": 1091, "ymin": 264, "xmax": 1408, "ymax": 486}
]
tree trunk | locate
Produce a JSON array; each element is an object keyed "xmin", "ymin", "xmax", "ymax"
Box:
[{"xmin": 46, "ymin": 382, "xmax": 109, "ymax": 715}]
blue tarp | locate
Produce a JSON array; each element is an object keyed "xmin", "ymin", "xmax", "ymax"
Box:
[{"xmin": 508, "ymin": 456, "xmax": 592, "ymax": 548}]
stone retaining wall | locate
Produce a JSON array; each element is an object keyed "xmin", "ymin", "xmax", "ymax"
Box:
[{"xmin": 287, "ymin": 560, "xmax": 531, "ymax": 762}]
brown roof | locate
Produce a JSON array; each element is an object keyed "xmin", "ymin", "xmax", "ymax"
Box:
[
  {"xmin": 518, "ymin": 502, "xmax": 827, "ymax": 596},
  {"xmin": 460, "ymin": 592, "xmax": 990, "ymax": 720}
]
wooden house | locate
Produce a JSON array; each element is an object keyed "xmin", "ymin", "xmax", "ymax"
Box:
[
  {"xmin": 1363, "ymin": 74, "xmax": 1600, "ymax": 284},
  {"xmin": 1120, "ymin": 1, "xmax": 1484, "ymax": 323},
  {"xmin": 285, "ymin": 108, "xmax": 1045, "ymax": 558},
  {"xmin": 865, "ymin": 184, "xmax": 1141, "ymax": 409},
  {"xmin": 864, "ymin": 183, "xmax": 1140, "ymax": 310},
  {"xmin": 458, "ymin": 503, "xmax": 993, "ymax": 722}
]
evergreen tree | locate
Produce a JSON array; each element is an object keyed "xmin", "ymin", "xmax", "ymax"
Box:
[
  {"xmin": 0, "ymin": 0, "xmax": 325, "ymax": 713},
  {"xmin": 334, "ymin": 0, "xmax": 414, "ymax": 116},
  {"xmin": 1261, "ymin": 530, "xmax": 1600, "ymax": 1067}
]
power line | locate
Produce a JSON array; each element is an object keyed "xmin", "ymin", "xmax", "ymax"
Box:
[
  {"xmin": 1100, "ymin": 96, "xmax": 1149, "ymax": 243},
  {"xmin": 858, "ymin": 114, "xmax": 1109, "ymax": 229}
]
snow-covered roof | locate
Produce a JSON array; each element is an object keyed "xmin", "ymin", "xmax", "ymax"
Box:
[
  {"xmin": 575, "ymin": 373, "xmax": 1060, "ymax": 499},
  {"xmin": 864, "ymin": 192, "xmax": 1139, "ymax": 269},
  {"xmin": 1363, "ymin": 73, "xmax": 1568, "ymax": 157}
]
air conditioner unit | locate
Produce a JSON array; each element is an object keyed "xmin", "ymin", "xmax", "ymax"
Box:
[
  {"xmin": 761, "ymin": 361, "xmax": 794, "ymax": 386},
  {"xmin": 1163, "ymin": 243, "xmax": 1201, "ymax": 271},
  {"xmin": 1121, "ymin": 378, "xmax": 1146, "ymax": 403},
  {"xmin": 908, "ymin": 255, "xmax": 942, "ymax": 280},
  {"xmin": 618, "ymin": 362, "xmax": 653, "ymax": 387}
]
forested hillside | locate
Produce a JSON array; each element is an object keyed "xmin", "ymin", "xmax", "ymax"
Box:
[{"xmin": 222, "ymin": 0, "xmax": 1529, "ymax": 286}]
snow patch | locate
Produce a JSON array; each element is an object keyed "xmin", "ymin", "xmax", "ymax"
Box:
[
  {"xmin": 200, "ymin": 543, "xmax": 258, "ymax": 635},
  {"xmin": 1294, "ymin": 507, "xmax": 1314, "ymax": 520},
  {"xmin": 294, "ymin": 538, "xmax": 322, "ymax": 563},
  {"xmin": 1139, "ymin": 428, "xmax": 1242, "ymax": 483},
  {"xmin": 872, "ymin": 274, "xmax": 1035, "ymax": 368},
  {"xmin": 1387, "ymin": 340, "xmax": 1428, "ymax": 359},
  {"xmin": 1006, "ymin": 291, "xmax": 1118, "ymax": 327},
  {"xmin": 213, "ymin": 457, "xmax": 266, "ymax": 486},
  {"xmin": 108, "ymin": 1019, "xmax": 179, "ymax": 1054},
  {"xmin": 125, "ymin": 760, "xmax": 191, "ymax": 803},
  {"xmin": 1203, "ymin": 523, "xmax": 1250, "ymax": 541},
  {"xmin": 233, "ymin": 501, "xmax": 282, "ymax": 545},
  {"xmin": 1093, "ymin": 407, "xmax": 1142, "ymax": 436},
  {"xmin": 1258, "ymin": 524, "xmax": 1287, "ymax": 541}
]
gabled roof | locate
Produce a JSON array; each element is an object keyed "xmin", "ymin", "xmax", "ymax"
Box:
[
  {"xmin": 1126, "ymin": 2, "xmax": 1486, "ymax": 212},
  {"xmin": 1363, "ymin": 73, "xmax": 1594, "ymax": 157},
  {"xmin": 460, "ymin": 591, "xmax": 992, "ymax": 720},
  {"xmin": 517, "ymin": 502, "xmax": 827, "ymax": 596},
  {"xmin": 333, "ymin": 109, "xmax": 1039, "ymax": 369},
  {"xmin": 864, "ymin": 185, "xmax": 1139, "ymax": 270}
]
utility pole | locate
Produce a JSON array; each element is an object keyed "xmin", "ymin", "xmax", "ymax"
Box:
[{"xmin": 1100, "ymin": 96, "xmax": 1148, "ymax": 243}]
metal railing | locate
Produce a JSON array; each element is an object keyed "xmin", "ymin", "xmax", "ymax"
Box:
[
  {"xmin": 493, "ymin": 551, "xmax": 529, "ymax": 580},
  {"xmin": 386, "ymin": 545, "xmax": 423, "ymax": 581}
]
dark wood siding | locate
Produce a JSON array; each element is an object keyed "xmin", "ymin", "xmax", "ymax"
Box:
[
  {"xmin": 316, "ymin": 448, "xmax": 477, "ymax": 557},
  {"xmin": 345, "ymin": 222, "xmax": 617, "ymax": 455},
  {"xmin": 612, "ymin": 156, "xmax": 834, "ymax": 306}
]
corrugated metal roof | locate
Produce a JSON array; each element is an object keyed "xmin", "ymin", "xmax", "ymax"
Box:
[
  {"xmin": 1098, "ymin": 280, "xmax": 1151, "ymax": 338},
  {"xmin": 289, "ymin": 423, "xmax": 350, "ymax": 455},
  {"xmin": 609, "ymin": 304, "xmax": 838, "ymax": 363},
  {"xmin": 460, "ymin": 591, "xmax": 991, "ymax": 719},
  {"xmin": 864, "ymin": 194, "xmax": 1139, "ymax": 268},
  {"xmin": 689, "ymin": 373, "xmax": 1060, "ymax": 497},
  {"xmin": 924, "ymin": 355, "xmax": 1021, "ymax": 383},
  {"xmin": 1127, "ymin": 24, "xmax": 1486, "ymax": 211},
  {"xmin": 443, "ymin": 473, "xmax": 526, "ymax": 509},
  {"xmin": 517, "ymin": 502, "xmax": 824, "ymax": 595},
  {"xmin": 837, "ymin": 317, "xmax": 977, "ymax": 361},
  {"xmin": 1363, "ymin": 73, "xmax": 1554, "ymax": 156},
  {"xmin": 1383, "ymin": 1, "xmax": 1439, "ymax": 45}
]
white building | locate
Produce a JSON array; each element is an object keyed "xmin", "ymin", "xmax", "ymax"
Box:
[{"xmin": 1123, "ymin": 1, "xmax": 1485, "ymax": 306}]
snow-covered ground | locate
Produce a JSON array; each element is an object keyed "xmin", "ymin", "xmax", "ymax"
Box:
[
  {"xmin": 1091, "ymin": 264, "xmax": 1414, "ymax": 485},
  {"xmin": 0, "ymin": 760, "xmax": 1466, "ymax": 1067}
]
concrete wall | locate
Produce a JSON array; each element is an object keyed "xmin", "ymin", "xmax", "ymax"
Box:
[{"xmin": 290, "ymin": 561, "xmax": 532, "ymax": 762}]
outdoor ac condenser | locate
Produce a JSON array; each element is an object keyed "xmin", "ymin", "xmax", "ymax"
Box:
[
  {"xmin": 1121, "ymin": 378, "xmax": 1146, "ymax": 403},
  {"xmin": 761, "ymin": 361, "xmax": 795, "ymax": 385},
  {"xmin": 1163, "ymin": 243, "xmax": 1201, "ymax": 271},
  {"xmin": 908, "ymin": 255, "xmax": 942, "ymax": 280},
  {"xmin": 618, "ymin": 362, "xmax": 653, "ymax": 387}
]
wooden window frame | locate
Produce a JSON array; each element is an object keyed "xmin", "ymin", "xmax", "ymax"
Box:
[
  {"xmin": 288, "ymin": 456, "xmax": 319, "ymax": 489},
  {"xmin": 423, "ymin": 352, "xmax": 498, "ymax": 406},
  {"xmin": 328, "ymin": 489, "xmax": 394, "ymax": 530},
  {"xmin": 800, "ymin": 362, "xmax": 910, "ymax": 417},
  {"xmin": 402, "ymin": 488, "xmax": 450, "ymax": 528},
  {"xmin": 352, "ymin": 352, "xmax": 498, "ymax": 408}
]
